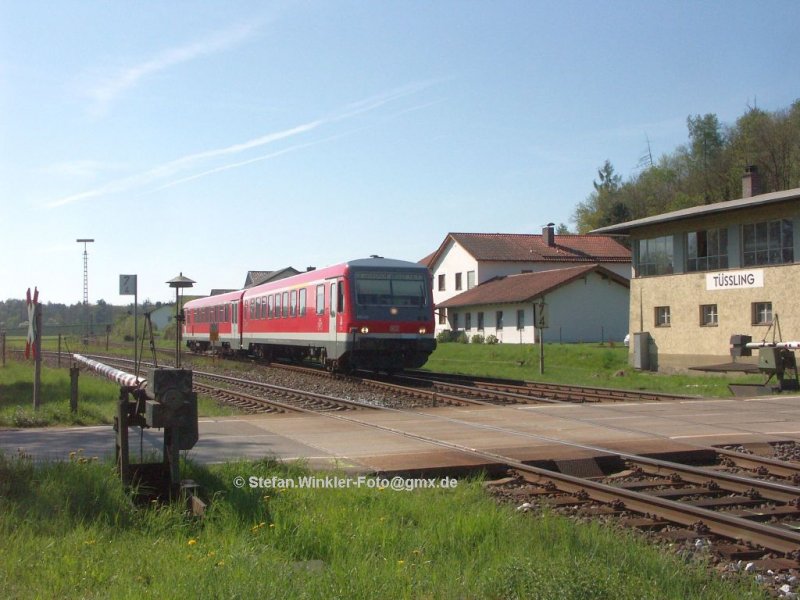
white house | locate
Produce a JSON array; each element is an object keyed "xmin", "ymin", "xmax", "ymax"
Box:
[
  {"xmin": 422, "ymin": 225, "xmax": 631, "ymax": 333},
  {"xmin": 437, "ymin": 264, "xmax": 630, "ymax": 344}
]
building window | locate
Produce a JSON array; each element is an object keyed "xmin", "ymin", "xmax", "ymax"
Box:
[
  {"xmin": 438, "ymin": 274, "xmax": 445, "ymax": 291},
  {"xmin": 316, "ymin": 284, "xmax": 325, "ymax": 315},
  {"xmin": 465, "ymin": 312, "xmax": 472, "ymax": 330},
  {"xmin": 636, "ymin": 236, "xmax": 674, "ymax": 276},
  {"xmin": 455, "ymin": 273, "xmax": 462, "ymax": 291},
  {"xmin": 655, "ymin": 306, "xmax": 671, "ymax": 327},
  {"xmin": 477, "ymin": 312, "xmax": 484, "ymax": 331},
  {"xmin": 687, "ymin": 228, "xmax": 728, "ymax": 272},
  {"xmin": 752, "ymin": 302, "xmax": 773, "ymax": 325},
  {"xmin": 467, "ymin": 271, "xmax": 476, "ymax": 289},
  {"xmin": 742, "ymin": 219, "xmax": 794, "ymax": 266},
  {"xmin": 438, "ymin": 308, "xmax": 447, "ymax": 325},
  {"xmin": 496, "ymin": 311, "xmax": 503, "ymax": 330},
  {"xmin": 700, "ymin": 304, "xmax": 718, "ymax": 327},
  {"xmin": 516, "ymin": 309, "xmax": 524, "ymax": 330}
]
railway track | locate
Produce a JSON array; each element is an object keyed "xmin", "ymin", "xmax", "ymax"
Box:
[{"xmin": 76, "ymin": 353, "xmax": 376, "ymax": 414}]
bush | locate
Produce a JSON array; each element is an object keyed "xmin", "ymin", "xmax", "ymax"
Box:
[
  {"xmin": 436, "ymin": 330, "xmax": 454, "ymax": 343},
  {"xmin": 471, "ymin": 334, "xmax": 485, "ymax": 344},
  {"xmin": 485, "ymin": 335, "xmax": 499, "ymax": 345},
  {"xmin": 454, "ymin": 331, "xmax": 468, "ymax": 344}
]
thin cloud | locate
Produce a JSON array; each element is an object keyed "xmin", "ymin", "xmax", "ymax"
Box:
[
  {"xmin": 48, "ymin": 81, "xmax": 440, "ymax": 209},
  {"xmin": 152, "ymin": 131, "xmax": 356, "ymax": 192},
  {"xmin": 85, "ymin": 22, "xmax": 260, "ymax": 116}
]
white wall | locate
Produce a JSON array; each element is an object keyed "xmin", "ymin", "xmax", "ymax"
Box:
[{"xmin": 446, "ymin": 271, "xmax": 629, "ymax": 344}]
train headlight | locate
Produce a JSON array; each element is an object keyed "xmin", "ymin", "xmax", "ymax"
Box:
[
  {"xmin": 419, "ymin": 327, "xmax": 427, "ymax": 335},
  {"xmin": 360, "ymin": 326, "xmax": 369, "ymax": 334}
]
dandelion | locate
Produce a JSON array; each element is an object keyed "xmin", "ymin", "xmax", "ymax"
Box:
[
  {"xmin": 207, "ymin": 551, "xmax": 216, "ymax": 557},
  {"xmin": 269, "ymin": 523, "xmax": 275, "ymax": 528},
  {"xmin": 69, "ymin": 451, "xmax": 76, "ymax": 461},
  {"xmin": 216, "ymin": 560, "xmax": 225, "ymax": 567},
  {"xmin": 188, "ymin": 539, "xmax": 197, "ymax": 546},
  {"xmin": 84, "ymin": 539, "xmax": 96, "ymax": 546},
  {"xmin": 397, "ymin": 560, "xmax": 405, "ymax": 565}
]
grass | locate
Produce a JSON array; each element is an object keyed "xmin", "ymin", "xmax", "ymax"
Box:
[
  {"xmin": 0, "ymin": 359, "xmax": 239, "ymax": 428},
  {"xmin": 0, "ymin": 453, "xmax": 765, "ymax": 599},
  {"xmin": 422, "ymin": 342, "xmax": 767, "ymax": 397}
]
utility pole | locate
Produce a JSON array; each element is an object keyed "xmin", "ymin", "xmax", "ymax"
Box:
[{"xmin": 77, "ymin": 239, "xmax": 95, "ymax": 345}]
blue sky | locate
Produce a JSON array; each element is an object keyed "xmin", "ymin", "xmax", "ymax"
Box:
[{"xmin": 2, "ymin": 1, "xmax": 799, "ymax": 304}]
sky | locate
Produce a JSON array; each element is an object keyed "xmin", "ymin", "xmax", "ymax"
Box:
[{"xmin": 2, "ymin": 1, "xmax": 799, "ymax": 305}]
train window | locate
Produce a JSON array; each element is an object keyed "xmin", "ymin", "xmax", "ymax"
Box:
[
  {"xmin": 290, "ymin": 290, "xmax": 297, "ymax": 317},
  {"xmin": 299, "ymin": 289, "xmax": 307, "ymax": 317},
  {"xmin": 330, "ymin": 282, "xmax": 337, "ymax": 317},
  {"xmin": 256, "ymin": 297, "xmax": 262, "ymax": 319},
  {"xmin": 338, "ymin": 281, "xmax": 345, "ymax": 313},
  {"xmin": 261, "ymin": 296, "xmax": 267, "ymax": 319},
  {"xmin": 225, "ymin": 304, "xmax": 229, "ymax": 323},
  {"xmin": 267, "ymin": 295, "xmax": 273, "ymax": 318},
  {"xmin": 275, "ymin": 294, "xmax": 281, "ymax": 318},
  {"xmin": 282, "ymin": 292, "xmax": 289, "ymax": 317},
  {"xmin": 316, "ymin": 284, "xmax": 325, "ymax": 315},
  {"xmin": 233, "ymin": 302, "xmax": 237, "ymax": 324},
  {"xmin": 249, "ymin": 300, "xmax": 255, "ymax": 320}
]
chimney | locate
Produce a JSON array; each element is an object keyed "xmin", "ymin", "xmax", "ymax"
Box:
[
  {"xmin": 542, "ymin": 222, "xmax": 555, "ymax": 247},
  {"xmin": 742, "ymin": 165, "xmax": 761, "ymax": 198}
]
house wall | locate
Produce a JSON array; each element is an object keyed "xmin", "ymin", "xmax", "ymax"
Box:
[
  {"xmin": 447, "ymin": 271, "xmax": 629, "ymax": 344},
  {"xmin": 431, "ymin": 240, "xmax": 478, "ymax": 331}
]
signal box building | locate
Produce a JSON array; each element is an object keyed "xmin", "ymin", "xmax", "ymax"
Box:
[{"xmin": 593, "ymin": 182, "xmax": 800, "ymax": 371}]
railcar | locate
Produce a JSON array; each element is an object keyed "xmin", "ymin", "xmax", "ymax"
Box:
[{"xmin": 183, "ymin": 257, "xmax": 436, "ymax": 372}]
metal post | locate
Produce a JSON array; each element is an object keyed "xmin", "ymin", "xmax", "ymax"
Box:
[
  {"xmin": 539, "ymin": 327, "xmax": 544, "ymax": 375},
  {"xmin": 33, "ymin": 304, "xmax": 42, "ymax": 410},
  {"xmin": 58, "ymin": 334, "xmax": 62, "ymax": 368},
  {"xmin": 175, "ymin": 288, "xmax": 180, "ymax": 369},
  {"xmin": 134, "ymin": 291, "xmax": 138, "ymax": 374},
  {"xmin": 70, "ymin": 366, "xmax": 79, "ymax": 413},
  {"xmin": 116, "ymin": 388, "xmax": 130, "ymax": 485}
]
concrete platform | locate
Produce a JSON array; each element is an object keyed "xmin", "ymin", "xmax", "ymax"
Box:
[{"xmin": 2, "ymin": 394, "xmax": 799, "ymax": 474}]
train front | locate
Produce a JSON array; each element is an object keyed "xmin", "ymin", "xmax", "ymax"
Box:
[{"xmin": 345, "ymin": 258, "xmax": 436, "ymax": 372}]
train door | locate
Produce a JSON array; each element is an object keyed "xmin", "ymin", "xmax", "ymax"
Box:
[
  {"xmin": 231, "ymin": 301, "xmax": 239, "ymax": 349},
  {"xmin": 328, "ymin": 279, "xmax": 343, "ymax": 362}
]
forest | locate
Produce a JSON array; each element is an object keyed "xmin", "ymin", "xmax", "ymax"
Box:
[{"xmin": 572, "ymin": 100, "xmax": 800, "ymax": 233}]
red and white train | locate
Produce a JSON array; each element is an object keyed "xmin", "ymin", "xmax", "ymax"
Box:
[{"xmin": 183, "ymin": 257, "xmax": 436, "ymax": 372}]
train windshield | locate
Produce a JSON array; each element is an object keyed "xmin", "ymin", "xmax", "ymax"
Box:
[{"xmin": 354, "ymin": 272, "xmax": 428, "ymax": 307}]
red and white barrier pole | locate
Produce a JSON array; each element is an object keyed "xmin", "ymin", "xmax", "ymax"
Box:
[{"xmin": 72, "ymin": 354, "xmax": 145, "ymax": 388}]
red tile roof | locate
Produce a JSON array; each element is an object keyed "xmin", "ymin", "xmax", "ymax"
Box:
[
  {"xmin": 426, "ymin": 232, "xmax": 630, "ymax": 270},
  {"xmin": 437, "ymin": 264, "xmax": 629, "ymax": 308}
]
